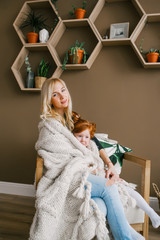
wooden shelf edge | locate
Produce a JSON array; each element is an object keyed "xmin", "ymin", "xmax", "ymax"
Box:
[
  {"xmin": 62, "ymin": 19, "xmax": 89, "ymax": 27},
  {"xmin": 147, "ymin": 13, "xmax": 160, "ymax": 22},
  {"xmin": 21, "ymin": 88, "xmax": 41, "ymax": 91},
  {"xmin": 130, "ymin": 15, "xmax": 147, "ymax": 42},
  {"xmin": 102, "ymin": 38, "xmax": 131, "ymax": 46},
  {"xmin": 24, "ymin": 43, "xmax": 48, "ymax": 47},
  {"xmin": 61, "ymin": 64, "xmax": 88, "ymax": 70},
  {"xmin": 143, "ymin": 62, "xmax": 160, "ymax": 68},
  {"xmin": 131, "ymin": 41, "xmax": 146, "ymax": 66},
  {"xmin": 132, "ymin": 0, "xmax": 146, "ymax": 16},
  {"xmin": 89, "ymin": 0, "xmax": 105, "ymax": 23},
  {"xmin": 87, "ymin": 42, "xmax": 103, "ymax": 69}
]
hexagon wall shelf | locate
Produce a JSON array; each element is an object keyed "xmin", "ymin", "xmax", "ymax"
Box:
[
  {"xmin": 90, "ymin": 0, "xmax": 145, "ymax": 46},
  {"xmin": 49, "ymin": 19, "xmax": 102, "ymax": 70},
  {"xmin": 13, "ymin": 0, "xmax": 60, "ymax": 45},
  {"xmin": 11, "ymin": 0, "xmax": 160, "ymax": 91},
  {"xmin": 132, "ymin": 13, "xmax": 160, "ymax": 68},
  {"xmin": 11, "ymin": 45, "xmax": 62, "ymax": 91}
]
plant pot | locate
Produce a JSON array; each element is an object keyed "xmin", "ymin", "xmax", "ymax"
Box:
[
  {"xmin": 35, "ymin": 76, "xmax": 47, "ymax": 89},
  {"xmin": 69, "ymin": 49, "xmax": 84, "ymax": 64},
  {"xmin": 75, "ymin": 8, "xmax": 86, "ymax": 19},
  {"xmin": 27, "ymin": 32, "xmax": 38, "ymax": 43},
  {"xmin": 146, "ymin": 52, "xmax": 159, "ymax": 63},
  {"xmin": 26, "ymin": 71, "xmax": 34, "ymax": 88}
]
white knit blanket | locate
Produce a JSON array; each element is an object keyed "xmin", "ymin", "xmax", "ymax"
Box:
[{"xmin": 29, "ymin": 118, "xmax": 110, "ymax": 240}]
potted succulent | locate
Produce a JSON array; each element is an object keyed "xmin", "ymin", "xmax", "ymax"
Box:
[
  {"xmin": 69, "ymin": 1, "xmax": 87, "ymax": 19},
  {"xmin": 139, "ymin": 38, "xmax": 159, "ymax": 63},
  {"xmin": 62, "ymin": 40, "xmax": 87, "ymax": 70},
  {"xmin": 21, "ymin": 11, "xmax": 47, "ymax": 43},
  {"xmin": 25, "ymin": 55, "xmax": 34, "ymax": 88},
  {"xmin": 145, "ymin": 48, "xmax": 159, "ymax": 63},
  {"xmin": 35, "ymin": 58, "xmax": 50, "ymax": 88}
]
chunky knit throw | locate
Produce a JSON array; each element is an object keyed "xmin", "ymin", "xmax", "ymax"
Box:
[{"xmin": 29, "ymin": 118, "xmax": 110, "ymax": 240}]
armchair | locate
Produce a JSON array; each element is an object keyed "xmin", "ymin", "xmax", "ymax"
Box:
[{"xmin": 35, "ymin": 152, "xmax": 151, "ymax": 240}]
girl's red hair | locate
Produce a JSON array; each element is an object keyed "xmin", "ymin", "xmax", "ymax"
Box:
[{"xmin": 72, "ymin": 112, "xmax": 96, "ymax": 139}]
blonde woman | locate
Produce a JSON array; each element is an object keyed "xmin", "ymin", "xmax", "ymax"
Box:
[{"xmin": 30, "ymin": 78, "xmax": 142, "ymax": 240}]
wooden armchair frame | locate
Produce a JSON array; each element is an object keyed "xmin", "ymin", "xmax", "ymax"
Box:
[{"xmin": 35, "ymin": 152, "xmax": 151, "ymax": 240}]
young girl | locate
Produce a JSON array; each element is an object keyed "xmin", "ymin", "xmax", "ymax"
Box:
[{"xmin": 72, "ymin": 115, "xmax": 160, "ymax": 230}]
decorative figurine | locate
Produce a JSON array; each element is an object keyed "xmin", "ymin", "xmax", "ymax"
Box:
[{"xmin": 39, "ymin": 29, "xmax": 49, "ymax": 43}]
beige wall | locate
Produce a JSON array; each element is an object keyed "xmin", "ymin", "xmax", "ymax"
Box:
[{"xmin": 1, "ymin": 0, "xmax": 160, "ymax": 196}]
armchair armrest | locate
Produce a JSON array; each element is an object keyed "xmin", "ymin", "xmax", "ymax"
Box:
[
  {"xmin": 35, "ymin": 156, "xmax": 43, "ymax": 189},
  {"xmin": 123, "ymin": 152, "xmax": 151, "ymax": 203},
  {"xmin": 123, "ymin": 152, "xmax": 151, "ymax": 240}
]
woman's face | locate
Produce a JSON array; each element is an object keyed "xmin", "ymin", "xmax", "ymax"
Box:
[
  {"xmin": 51, "ymin": 81, "xmax": 69, "ymax": 115},
  {"xmin": 74, "ymin": 129, "xmax": 90, "ymax": 147}
]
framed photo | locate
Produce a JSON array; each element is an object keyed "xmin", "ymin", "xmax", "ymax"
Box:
[{"xmin": 109, "ymin": 22, "xmax": 129, "ymax": 39}]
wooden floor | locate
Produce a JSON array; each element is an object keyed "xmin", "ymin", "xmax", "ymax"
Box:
[{"xmin": 0, "ymin": 193, "xmax": 159, "ymax": 240}]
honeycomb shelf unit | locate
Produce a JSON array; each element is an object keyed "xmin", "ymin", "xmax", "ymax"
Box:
[
  {"xmin": 48, "ymin": 19, "xmax": 102, "ymax": 70},
  {"xmin": 90, "ymin": 0, "xmax": 145, "ymax": 46},
  {"xmin": 11, "ymin": 0, "xmax": 160, "ymax": 91},
  {"xmin": 11, "ymin": 45, "xmax": 62, "ymax": 91},
  {"xmin": 132, "ymin": 13, "xmax": 160, "ymax": 68},
  {"xmin": 13, "ymin": 0, "xmax": 60, "ymax": 45}
]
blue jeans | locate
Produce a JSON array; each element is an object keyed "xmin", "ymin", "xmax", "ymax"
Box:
[{"xmin": 88, "ymin": 174, "xmax": 133, "ymax": 240}]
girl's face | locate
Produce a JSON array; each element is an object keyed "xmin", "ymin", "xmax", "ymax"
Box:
[
  {"xmin": 74, "ymin": 129, "xmax": 90, "ymax": 147},
  {"xmin": 51, "ymin": 81, "xmax": 69, "ymax": 115}
]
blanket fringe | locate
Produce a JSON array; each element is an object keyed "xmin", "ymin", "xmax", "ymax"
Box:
[
  {"xmin": 80, "ymin": 182, "xmax": 92, "ymax": 219},
  {"xmin": 72, "ymin": 171, "xmax": 89, "ymax": 199},
  {"xmin": 72, "ymin": 185, "xmax": 85, "ymax": 199},
  {"xmin": 91, "ymin": 199, "xmax": 109, "ymax": 240}
]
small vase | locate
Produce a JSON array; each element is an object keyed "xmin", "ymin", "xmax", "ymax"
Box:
[
  {"xmin": 26, "ymin": 71, "xmax": 34, "ymax": 88},
  {"xmin": 35, "ymin": 76, "xmax": 46, "ymax": 89}
]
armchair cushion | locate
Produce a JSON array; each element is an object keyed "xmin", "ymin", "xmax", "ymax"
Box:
[
  {"xmin": 125, "ymin": 206, "xmax": 144, "ymax": 224},
  {"xmin": 95, "ymin": 133, "xmax": 132, "ymax": 174}
]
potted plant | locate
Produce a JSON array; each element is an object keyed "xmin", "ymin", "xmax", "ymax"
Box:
[
  {"xmin": 139, "ymin": 38, "xmax": 159, "ymax": 63},
  {"xmin": 21, "ymin": 11, "xmax": 47, "ymax": 43},
  {"xmin": 62, "ymin": 40, "xmax": 87, "ymax": 70},
  {"xmin": 69, "ymin": 1, "xmax": 87, "ymax": 19},
  {"xmin": 145, "ymin": 48, "xmax": 159, "ymax": 63},
  {"xmin": 25, "ymin": 55, "xmax": 34, "ymax": 88},
  {"xmin": 35, "ymin": 58, "xmax": 50, "ymax": 88}
]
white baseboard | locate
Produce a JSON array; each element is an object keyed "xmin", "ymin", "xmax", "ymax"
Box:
[
  {"xmin": 0, "ymin": 181, "xmax": 35, "ymax": 197},
  {"xmin": 0, "ymin": 181, "xmax": 160, "ymax": 212}
]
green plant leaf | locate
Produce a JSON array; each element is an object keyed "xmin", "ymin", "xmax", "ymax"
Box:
[
  {"xmin": 37, "ymin": 58, "xmax": 50, "ymax": 77},
  {"xmin": 21, "ymin": 11, "xmax": 48, "ymax": 33}
]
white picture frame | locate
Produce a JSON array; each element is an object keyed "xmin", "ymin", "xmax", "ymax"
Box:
[{"xmin": 109, "ymin": 22, "xmax": 129, "ymax": 39}]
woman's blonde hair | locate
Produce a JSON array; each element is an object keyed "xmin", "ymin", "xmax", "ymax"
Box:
[{"xmin": 41, "ymin": 77, "xmax": 74, "ymax": 130}]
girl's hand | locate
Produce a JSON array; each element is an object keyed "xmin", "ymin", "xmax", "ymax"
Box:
[
  {"xmin": 106, "ymin": 177, "xmax": 116, "ymax": 186},
  {"xmin": 99, "ymin": 148, "xmax": 119, "ymax": 181},
  {"xmin": 105, "ymin": 164, "xmax": 119, "ymax": 181}
]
